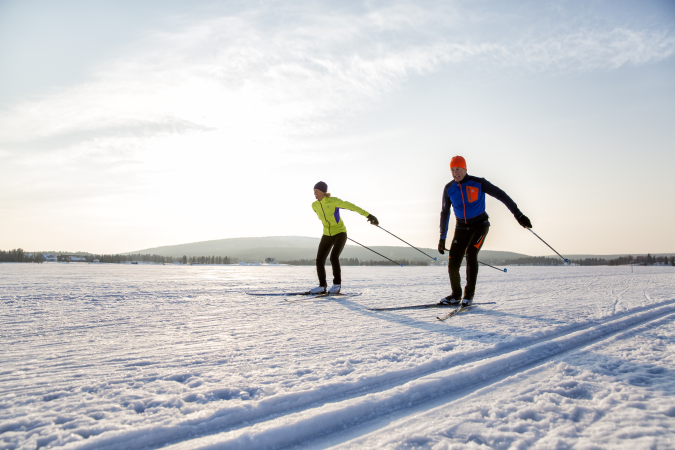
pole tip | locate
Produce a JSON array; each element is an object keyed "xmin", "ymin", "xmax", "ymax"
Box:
[
  {"xmin": 434, "ymin": 257, "xmax": 437, "ymax": 261},
  {"xmin": 564, "ymin": 259, "xmax": 569, "ymax": 264},
  {"xmin": 400, "ymin": 264, "xmax": 404, "ymax": 267},
  {"xmin": 504, "ymin": 268, "xmax": 507, "ymax": 272}
]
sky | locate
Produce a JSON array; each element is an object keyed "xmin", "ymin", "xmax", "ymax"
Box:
[{"xmin": 1, "ymin": 0, "xmax": 674, "ymax": 256}]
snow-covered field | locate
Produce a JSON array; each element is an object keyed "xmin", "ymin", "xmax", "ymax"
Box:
[{"xmin": 1, "ymin": 263, "xmax": 675, "ymax": 449}]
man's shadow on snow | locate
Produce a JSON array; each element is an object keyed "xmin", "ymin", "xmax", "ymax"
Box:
[{"xmin": 329, "ymin": 296, "xmax": 522, "ymax": 341}]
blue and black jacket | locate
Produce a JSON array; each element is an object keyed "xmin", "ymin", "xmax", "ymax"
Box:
[{"xmin": 440, "ymin": 174, "xmax": 522, "ymax": 238}]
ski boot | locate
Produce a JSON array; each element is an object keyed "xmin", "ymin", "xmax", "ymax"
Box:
[
  {"xmin": 328, "ymin": 284, "xmax": 341, "ymax": 295},
  {"xmin": 438, "ymin": 293, "xmax": 461, "ymax": 306},
  {"xmin": 309, "ymin": 286, "xmax": 327, "ymax": 294},
  {"xmin": 461, "ymin": 290, "xmax": 474, "ymax": 307}
]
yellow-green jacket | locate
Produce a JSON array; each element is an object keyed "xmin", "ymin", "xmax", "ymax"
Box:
[{"xmin": 312, "ymin": 196, "xmax": 369, "ymax": 236}]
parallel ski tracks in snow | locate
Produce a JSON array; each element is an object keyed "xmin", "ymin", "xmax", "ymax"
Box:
[{"xmin": 71, "ymin": 298, "xmax": 675, "ymax": 450}]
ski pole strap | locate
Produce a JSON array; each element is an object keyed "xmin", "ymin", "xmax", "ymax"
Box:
[
  {"xmin": 377, "ymin": 226, "xmax": 437, "ymax": 261},
  {"xmin": 348, "ymin": 238, "xmax": 403, "ymax": 266},
  {"xmin": 528, "ymin": 229, "xmax": 569, "ymax": 263}
]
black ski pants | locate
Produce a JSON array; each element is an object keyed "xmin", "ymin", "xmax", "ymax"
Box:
[
  {"xmin": 316, "ymin": 232, "xmax": 348, "ymax": 287},
  {"xmin": 448, "ymin": 224, "xmax": 489, "ymax": 297}
]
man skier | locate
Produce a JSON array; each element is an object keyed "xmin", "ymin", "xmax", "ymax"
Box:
[{"xmin": 438, "ymin": 156, "xmax": 531, "ymax": 306}]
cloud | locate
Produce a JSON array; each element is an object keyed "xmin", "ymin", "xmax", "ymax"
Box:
[
  {"xmin": 499, "ymin": 28, "xmax": 675, "ymax": 72},
  {"xmin": 0, "ymin": 2, "xmax": 673, "ymax": 189},
  {"xmin": 2, "ymin": 4, "xmax": 672, "ymax": 140}
]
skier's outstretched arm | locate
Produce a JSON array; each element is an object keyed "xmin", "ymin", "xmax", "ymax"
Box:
[
  {"xmin": 482, "ymin": 179, "xmax": 532, "ymax": 228},
  {"xmin": 333, "ymin": 198, "xmax": 379, "ymax": 225}
]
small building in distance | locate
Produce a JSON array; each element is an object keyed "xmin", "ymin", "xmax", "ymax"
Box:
[
  {"xmin": 43, "ymin": 254, "xmax": 57, "ymax": 262},
  {"xmin": 63, "ymin": 255, "xmax": 87, "ymax": 262}
]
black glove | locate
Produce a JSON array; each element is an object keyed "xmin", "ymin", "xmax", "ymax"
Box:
[
  {"xmin": 438, "ymin": 239, "xmax": 446, "ymax": 255},
  {"xmin": 517, "ymin": 214, "xmax": 532, "ymax": 229},
  {"xmin": 367, "ymin": 214, "xmax": 379, "ymax": 226}
]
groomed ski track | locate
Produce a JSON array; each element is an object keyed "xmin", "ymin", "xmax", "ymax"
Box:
[
  {"xmin": 63, "ymin": 300, "xmax": 675, "ymax": 450},
  {"xmin": 2, "ymin": 265, "xmax": 674, "ymax": 449}
]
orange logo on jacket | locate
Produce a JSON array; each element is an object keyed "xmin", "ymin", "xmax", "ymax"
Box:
[{"xmin": 466, "ymin": 186, "xmax": 479, "ymax": 203}]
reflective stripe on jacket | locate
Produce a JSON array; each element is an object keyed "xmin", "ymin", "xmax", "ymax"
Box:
[{"xmin": 312, "ymin": 196, "xmax": 369, "ymax": 236}]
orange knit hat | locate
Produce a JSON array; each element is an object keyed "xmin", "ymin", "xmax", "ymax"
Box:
[{"xmin": 450, "ymin": 155, "xmax": 467, "ymax": 170}]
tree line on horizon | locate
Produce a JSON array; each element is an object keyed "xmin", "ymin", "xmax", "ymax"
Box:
[
  {"xmin": 88, "ymin": 254, "xmax": 235, "ymax": 265},
  {"xmin": 480, "ymin": 254, "xmax": 674, "ymax": 266},
  {"xmin": 2, "ymin": 249, "xmax": 674, "ymax": 266},
  {"xmin": 279, "ymin": 258, "xmax": 429, "ymax": 266},
  {"xmin": 0, "ymin": 250, "xmax": 234, "ymax": 265}
]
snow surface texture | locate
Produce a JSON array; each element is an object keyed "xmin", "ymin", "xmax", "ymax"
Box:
[{"xmin": 1, "ymin": 264, "xmax": 674, "ymax": 449}]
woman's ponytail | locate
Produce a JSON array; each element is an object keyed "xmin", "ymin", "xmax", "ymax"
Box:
[{"xmin": 325, "ymin": 193, "xmax": 331, "ymax": 197}]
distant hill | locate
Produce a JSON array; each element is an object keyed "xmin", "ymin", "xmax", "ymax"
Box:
[
  {"xmin": 126, "ymin": 236, "xmax": 529, "ymax": 262},
  {"xmin": 23, "ymin": 237, "xmax": 673, "ymax": 264}
]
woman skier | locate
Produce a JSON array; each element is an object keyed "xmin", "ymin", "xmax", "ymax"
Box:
[
  {"xmin": 438, "ymin": 156, "xmax": 532, "ymax": 306},
  {"xmin": 310, "ymin": 181, "xmax": 379, "ymax": 295}
]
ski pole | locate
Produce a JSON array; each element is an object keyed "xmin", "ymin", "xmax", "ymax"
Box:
[
  {"xmin": 528, "ymin": 229, "xmax": 569, "ymax": 263},
  {"xmin": 376, "ymin": 226, "xmax": 437, "ymax": 261},
  {"xmin": 479, "ymin": 260, "xmax": 507, "ymax": 273},
  {"xmin": 444, "ymin": 248, "xmax": 506, "ymax": 273},
  {"xmin": 348, "ymin": 238, "xmax": 403, "ymax": 267}
]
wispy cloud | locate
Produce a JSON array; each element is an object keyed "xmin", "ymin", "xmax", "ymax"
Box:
[
  {"xmin": 0, "ymin": 2, "xmax": 673, "ymax": 196},
  {"xmin": 497, "ymin": 28, "xmax": 675, "ymax": 72},
  {"xmin": 2, "ymin": 5, "xmax": 672, "ymax": 144}
]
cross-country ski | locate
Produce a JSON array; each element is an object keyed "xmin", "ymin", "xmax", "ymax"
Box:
[
  {"xmin": 437, "ymin": 304, "xmax": 465, "ymax": 321},
  {"xmin": 245, "ymin": 291, "xmax": 314, "ymax": 296},
  {"xmin": 286, "ymin": 292, "xmax": 361, "ymax": 302},
  {"xmin": 368, "ymin": 301, "xmax": 496, "ymax": 311},
  {"xmin": 436, "ymin": 303, "xmax": 487, "ymax": 321}
]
